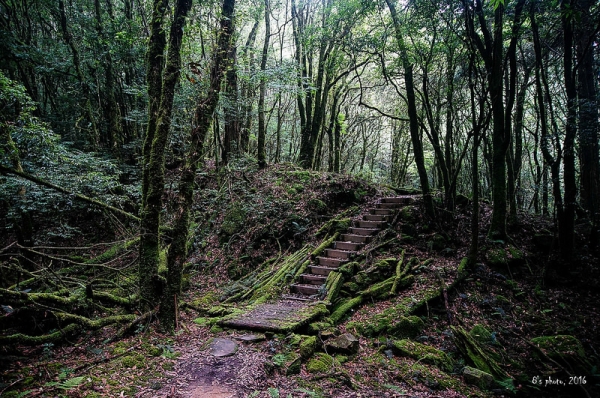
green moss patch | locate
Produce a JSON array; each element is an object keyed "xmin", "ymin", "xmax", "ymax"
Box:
[
  {"xmin": 391, "ymin": 339, "xmax": 454, "ymax": 372},
  {"xmin": 306, "ymin": 353, "xmax": 340, "ymax": 373}
]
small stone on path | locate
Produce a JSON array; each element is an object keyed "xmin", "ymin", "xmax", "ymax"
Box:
[{"xmin": 208, "ymin": 338, "xmax": 238, "ymax": 357}]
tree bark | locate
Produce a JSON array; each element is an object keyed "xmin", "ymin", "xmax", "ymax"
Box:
[
  {"xmin": 139, "ymin": 0, "xmax": 192, "ymax": 311},
  {"xmin": 257, "ymin": 0, "xmax": 270, "ymax": 169},
  {"xmin": 159, "ymin": 0, "xmax": 236, "ymax": 330}
]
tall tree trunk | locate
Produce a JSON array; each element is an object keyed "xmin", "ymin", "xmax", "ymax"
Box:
[
  {"xmin": 57, "ymin": 0, "xmax": 99, "ymax": 149},
  {"xmin": 576, "ymin": 0, "xmax": 600, "ymax": 250},
  {"xmin": 257, "ymin": 0, "xmax": 270, "ymax": 169},
  {"xmin": 139, "ymin": 0, "xmax": 192, "ymax": 311},
  {"xmin": 159, "ymin": 0, "xmax": 235, "ymax": 330},
  {"xmin": 222, "ymin": 47, "xmax": 239, "ymax": 165},
  {"xmin": 560, "ymin": 0, "xmax": 577, "ymax": 259}
]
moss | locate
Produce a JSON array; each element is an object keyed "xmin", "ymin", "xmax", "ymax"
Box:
[
  {"xmin": 221, "ymin": 202, "xmax": 247, "ymax": 237},
  {"xmin": 399, "ymin": 206, "xmax": 416, "ymax": 222},
  {"xmin": 192, "ymin": 317, "xmax": 217, "ymax": 327},
  {"xmin": 158, "ymin": 249, "xmax": 167, "ymax": 276},
  {"xmin": 299, "ymin": 335, "xmax": 318, "ymax": 359},
  {"xmin": 308, "ymin": 198, "xmax": 328, "ymax": 214},
  {"xmin": 312, "ymin": 233, "xmax": 340, "ymax": 257},
  {"xmin": 306, "ymin": 353, "xmax": 339, "ymax": 373},
  {"xmin": 330, "ymin": 296, "xmax": 363, "ymax": 324},
  {"xmin": 121, "ymin": 353, "xmax": 145, "ymax": 368},
  {"xmin": 388, "ymin": 316, "xmax": 425, "ymax": 339},
  {"xmin": 161, "ymin": 361, "xmax": 175, "ymax": 371},
  {"xmin": 469, "ymin": 324, "xmax": 493, "ymax": 344},
  {"xmin": 144, "ymin": 344, "xmax": 163, "ymax": 357},
  {"xmin": 507, "ymin": 245, "xmax": 524, "ymax": 265},
  {"xmin": 190, "ymin": 291, "xmax": 218, "ymax": 307},
  {"xmin": 486, "ymin": 247, "xmax": 508, "ymax": 267},
  {"xmin": 317, "ymin": 217, "xmax": 351, "ymax": 236},
  {"xmin": 210, "ymin": 324, "xmax": 224, "ymax": 333},
  {"xmin": 338, "ymin": 261, "xmax": 358, "ymax": 277},
  {"xmin": 307, "ymin": 320, "xmax": 333, "ymax": 333},
  {"xmin": 391, "ymin": 340, "xmax": 454, "ymax": 372}
]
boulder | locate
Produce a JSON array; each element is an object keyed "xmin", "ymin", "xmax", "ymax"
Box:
[
  {"xmin": 324, "ymin": 333, "xmax": 359, "ymax": 355},
  {"xmin": 208, "ymin": 338, "xmax": 238, "ymax": 358},
  {"xmin": 463, "ymin": 366, "xmax": 493, "ymax": 389},
  {"xmin": 391, "ymin": 339, "xmax": 454, "ymax": 372},
  {"xmin": 389, "ymin": 315, "xmax": 425, "ymax": 339}
]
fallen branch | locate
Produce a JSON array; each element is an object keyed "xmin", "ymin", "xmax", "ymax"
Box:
[{"xmin": 0, "ymin": 165, "xmax": 140, "ymax": 222}]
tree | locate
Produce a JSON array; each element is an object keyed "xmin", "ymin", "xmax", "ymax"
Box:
[
  {"xmin": 139, "ymin": 0, "xmax": 192, "ymax": 311},
  {"xmin": 159, "ymin": 0, "xmax": 236, "ymax": 330},
  {"xmin": 463, "ymin": 0, "xmax": 526, "ymax": 239},
  {"xmin": 384, "ymin": 0, "xmax": 435, "ymax": 218}
]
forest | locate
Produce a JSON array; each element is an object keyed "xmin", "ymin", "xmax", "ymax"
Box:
[{"xmin": 1, "ymin": 0, "xmax": 599, "ymax": 396}]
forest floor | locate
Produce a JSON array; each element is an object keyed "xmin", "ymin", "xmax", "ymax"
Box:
[{"xmin": 1, "ymin": 162, "xmax": 599, "ymax": 397}]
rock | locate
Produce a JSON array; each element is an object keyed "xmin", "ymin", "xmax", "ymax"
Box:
[
  {"xmin": 324, "ymin": 333, "xmax": 359, "ymax": 355},
  {"xmin": 469, "ymin": 324, "xmax": 492, "ymax": 344},
  {"xmin": 463, "ymin": 366, "xmax": 494, "ymax": 389},
  {"xmin": 391, "ymin": 339, "xmax": 454, "ymax": 372},
  {"xmin": 389, "ymin": 315, "xmax": 425, "ymax": 339},
  {"xmin": 306, "ymin": 353, "xmax": 339, "ymax": 373},
  {"xmin": 234, "ymin": 334, "xmax": 265, "ymax": 343},
  {"xmin": 299, "ymin": 335, "xmax": 318, "ymax": 359},
  {"xmin": 430, "ymin": 234, "xmax": 446, "ymax": 251},
  {"xmin": 208, "ymin": 338, "xmax": 238, "ymax": 357}
]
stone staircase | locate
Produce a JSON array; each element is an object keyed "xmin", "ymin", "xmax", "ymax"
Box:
[{"xmin": 288, "ymin": 195, "xmax": 416, "ymax": 299}]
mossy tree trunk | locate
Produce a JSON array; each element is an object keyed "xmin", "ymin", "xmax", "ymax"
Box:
[
  {"xmin": 257, "ymin": 0, "xmax": 270, "ymax": 169},
  {"xmin": 159, "ymin": 0, "xmax": 236, "ymax": 330},
  {"xmin": 139, "ymin": 0, "xmax": 192, "ymax": 311}
]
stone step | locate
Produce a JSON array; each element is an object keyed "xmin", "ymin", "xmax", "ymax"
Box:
[
  {"xmin": 324, "ymin": 248, "xmax": 356, "ymax": 259},
  {"xmin": 309, "ymin": 265, "xmax": 338, "ymax": 276},
  {"xmin": 299, "ymin": 273, "xmax": 327, "ymax": 285},
  {"xmin": 290, "ymin": 284, "xmax": 321, "ymax": 296},
  {"xmin": 333, "ymin": 241, "xmax": 363, "ymax": 251},
  {"xmin": 363, "ymin": 214, "xmax": 389, "ymax": 222},
  {"xmin": 377, "ymin": 202, "xmax": 404, "ymax": 209},
  {"xmin": 381, "ymin": 196, "xmax": 416, "ymax": 204},
  {"xmin": 281, "ymin": 294, "xmax": 314, "ymax": 302},
  {"xmin": 355, "ymin": 220, "xmax": 385, "ymax": 229},
  {"xmin": 340, "ymin": 234, "xmax": 373, "ymax": 243},
  {"xmin": 348, "ymin": 227, "xmax": 379, "ymax": 236},
  {"xmin": 316, "ymin": 256, "xmax": 347, "ymax": 267},
  {"xmin": 369, "ymin": 208, "xmax": 394, "ymax": 216}
]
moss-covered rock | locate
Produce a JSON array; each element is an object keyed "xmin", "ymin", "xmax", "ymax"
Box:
[
  {"xmin": 299, "ymin": 335, "xmax": 318, "ymax": 359},
  {"xmin": 220, "ymin": 202, "xmax": 247, "ymax": 238},
  {"xmin": 463, "ymin": 366, "xmax": 494, "ymax": 389},
  {"xmin": 430, "ymin": 234, "xmax": 447, "ymax": 251},
  {"xmin": 324, "ymin": 333, "xmax": 359, "ymax": 355},
  {"xmin": 306, "ymin": 353, "xmax": 340, "ymax": 373},
  {"xmin": 469, "ymin": 324, "xmax": 492, "ymax": 344},
  {"xmin": 307, "ymin": 320, "xmax": 333, "ymax": 334},
  {"xmin": 391, "ymin": 339, "xmax": 454, "ymax": 372},
  {"xmin": 388, "ymin": 316, "xmax": 425, "ymax": 339}
]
